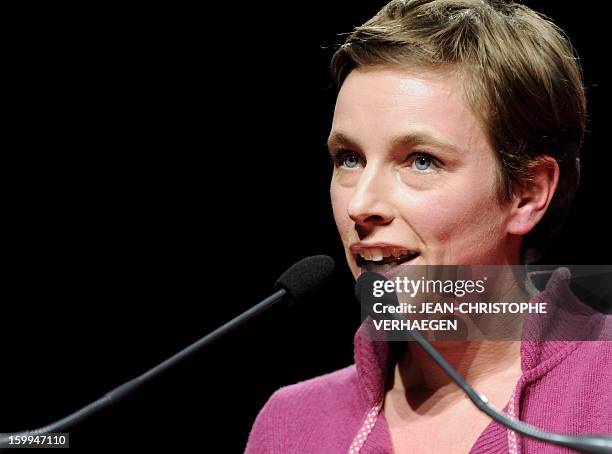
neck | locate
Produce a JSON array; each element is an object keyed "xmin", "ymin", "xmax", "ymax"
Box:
[
  {"xmin": 387, "ymin": 262, "xmax": 529, "ymax": 399},
  {"xmin": 390, "ymin": 339, "xmax": 522, "ymax": 397}
]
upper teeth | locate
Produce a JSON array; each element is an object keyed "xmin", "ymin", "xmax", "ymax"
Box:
[{"xmin": 359, "ymin": 247, "xmax": 413, "ymax": 262}]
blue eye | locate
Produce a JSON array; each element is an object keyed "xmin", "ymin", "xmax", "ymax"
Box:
[
  {"xmin": 342, "ymin": 153, "xmax": 360, "ymax": 169},
  {"xmin": 414, "ymin": 154, "xmax": 434, "ymax": 171}
]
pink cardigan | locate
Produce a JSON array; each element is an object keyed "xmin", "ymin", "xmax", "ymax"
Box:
[{"xmin": 245, "ymin": 268, "xmax": 612, "ymax": 453}]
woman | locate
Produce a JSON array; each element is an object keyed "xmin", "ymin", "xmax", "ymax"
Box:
[{"xmin": 245, "ymin": 0, "xmax": 611, "ymax": 452}]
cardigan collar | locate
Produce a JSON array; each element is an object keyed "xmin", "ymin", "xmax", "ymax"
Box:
[{"xmin": 353, "ymin": 266, "xmax": 610, "ymax": 406}]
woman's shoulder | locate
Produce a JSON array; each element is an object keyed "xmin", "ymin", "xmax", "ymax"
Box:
[
  {"xmin": 245, "ymin": 364, "xmax": 367, "ymax": 453},
  {"xmin": 570, "ymin": 340, "xmax": 612, "ymax": 370},
  {"xmin": 519, "ymin": 340, "xmax": 612, "ymax": 440},
  {"xmin": 577, "ymin": 339, "xmax": 612, "ymax": 354},
  {"xmin": 257, "ymin": 363, "xmax": 362, "ymax": 416}
]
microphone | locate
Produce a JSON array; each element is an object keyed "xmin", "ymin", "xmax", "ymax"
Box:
[
  {"xmin": 275, "ymin": 254, "xmax": 336, "ymax": 305},
  {"xmin": 355, "ymin": 271, "xmax": 612, "ymax": 454},
  {"xmin": 0, "ymin": 255, "xmax": 335, "ymax": 448}
]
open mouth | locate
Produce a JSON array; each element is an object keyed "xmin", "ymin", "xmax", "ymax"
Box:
[{"xmin": 356, "ymin": 249, "xmax": 420, "ymax": 273}]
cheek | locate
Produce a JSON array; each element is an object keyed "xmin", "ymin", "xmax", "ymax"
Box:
[
  {"xmin": 406, "ymin": 194, "xmax": 464, "ymax": 239},
  {"xmin": 405, "ymin": 180, "xmax": 505, "ymax": 250},
  {"xmin": 330, "ymin": 184, "xmax": 351, "ymax": 236}
]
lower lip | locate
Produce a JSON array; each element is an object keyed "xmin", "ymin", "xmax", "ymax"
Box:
[{"xmin": 358, "ymin": 254, "xmax": 421, "ymax": 278}]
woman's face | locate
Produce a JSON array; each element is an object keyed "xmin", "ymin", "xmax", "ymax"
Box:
[{"xmin": 329, "ymin": 66, "xmax": 521, "ymax": 279}]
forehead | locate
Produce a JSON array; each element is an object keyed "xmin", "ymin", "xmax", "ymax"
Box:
[{"xmin": 331, "ymin": 66, "xmax": 489, "ymax": 154}]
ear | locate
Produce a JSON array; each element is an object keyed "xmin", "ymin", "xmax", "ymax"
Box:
[{"xmin": 506, "ymin": 156, "xmax": 560, "ymax": 236}]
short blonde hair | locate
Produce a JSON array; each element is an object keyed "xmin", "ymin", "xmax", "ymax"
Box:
[{"xmin": 331, "ymin": 0, "xmax": 586, "ymax": 263}]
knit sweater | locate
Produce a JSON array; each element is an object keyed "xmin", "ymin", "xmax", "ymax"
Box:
[{"xmin": 245, "ymin": 268, "xmax": 612, "ymax": 453}]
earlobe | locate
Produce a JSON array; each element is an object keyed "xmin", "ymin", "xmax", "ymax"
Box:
[{"xmin": 506, "ymin": 157, "xmax": 560, "ymax": 236}]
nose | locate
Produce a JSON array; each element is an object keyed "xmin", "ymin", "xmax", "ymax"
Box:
[{"xmin": 347, "ymin": 163, "xmax": 394, "ymax": 234}]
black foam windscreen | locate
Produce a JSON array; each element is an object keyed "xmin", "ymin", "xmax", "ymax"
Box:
[
  {"xmin": 274, "ymin": 255, "xmax": 335, "ymax": 306},
  {"xmin": 355, "ymin": 271, "xmax": 398, "ymax": 317}
]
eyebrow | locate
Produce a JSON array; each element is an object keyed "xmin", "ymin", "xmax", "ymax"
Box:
[{"xmin": 326, "ymin": 131, "xmax": 464, "ymax": 156}]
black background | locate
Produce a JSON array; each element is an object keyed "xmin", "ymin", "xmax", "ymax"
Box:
[{"xmin": 1, "ymin": 2, "xmax": 609, "ymax": 452}]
